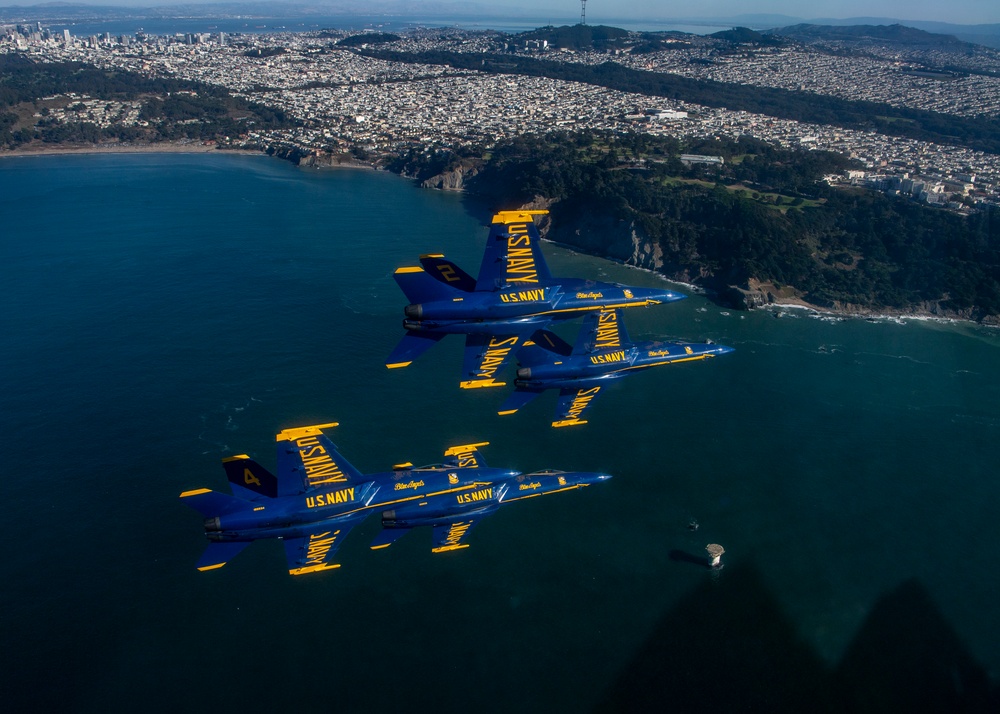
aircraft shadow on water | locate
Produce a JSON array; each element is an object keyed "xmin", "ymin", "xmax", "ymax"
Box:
[
  {"xmin": 595, "ymin": 563, "xmax": 1000, "ymax": 713},
  {"xmin": 385, "ymin": 210, "xmax": 686, "ymax": 389},
  {"xmin": 498, "ymin": 307, "xmax": 733, "ymax": 427},
  {"xmin": 180, "ymin": 423, "xmax": 611, "ymax": 575}
]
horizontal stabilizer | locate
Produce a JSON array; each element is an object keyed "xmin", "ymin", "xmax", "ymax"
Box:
[
  {"xmin": 179, "ymin": 488, "xmax": 247, "ymax": 518},
  {"xmin": 369, "ymin": 527, "xmax": 411, "ymax": 550},
  {"xmin": 419, "ymin": 255, "xmax": 476, "ymax": 292},
  {"xmin": 526, "ymin": 329, "xmax": 573, "ymax": 358},
  {"xmin": 386, "ymin": 331, "xmax": 446, "ymax": 369},
  {"xmin": 497, "ymin": 388, "xmax": 545, "ymax": 416},
  {"xmin": 393, "ymin": 265, "xmax": 464, "ymax": 304},
  {"xmin": 195, "ymin": 541, "xmax": 251, "ymax": 572}
]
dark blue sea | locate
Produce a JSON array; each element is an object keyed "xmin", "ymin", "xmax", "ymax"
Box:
[{"xmin": 2, "ymin": 153, "xmax": 998, "ymax": 711}]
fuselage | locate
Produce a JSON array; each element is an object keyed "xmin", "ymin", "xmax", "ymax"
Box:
[
  {"xmin": 403, "ymin": 280, "xmax": 685, "ymax": 334},
  {"xmin": 204, "ymin": 466, "xmax": 609, "ymax": 542},
  {"xmin": 515, "ymin": 341, "xmax": 734, "ymax": 390}
]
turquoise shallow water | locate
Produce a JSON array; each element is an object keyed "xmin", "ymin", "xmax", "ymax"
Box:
[{"xmin": 2, "ymin": 153, "xmax": 998, "ymax": 711}]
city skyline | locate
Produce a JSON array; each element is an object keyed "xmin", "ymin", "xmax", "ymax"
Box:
[{"xmin": 3, "ymin": 0, "xmax": 998, "ymax": 27}]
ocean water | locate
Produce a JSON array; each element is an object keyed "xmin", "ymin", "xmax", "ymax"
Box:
[{"xmin": 2, "ymin": 153, "xmax": 998, "ymax": 711}]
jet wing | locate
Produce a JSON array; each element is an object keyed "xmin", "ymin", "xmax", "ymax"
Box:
[
  {"xmin": 572, "ymin": 308, "xmax": 631, "ymax": 355},
  {"xmin": 460, "ymin": 333, "xmax": 523, "ymax": 389},
  {"xmin": 431, "ymin": 518, "xmax": 487, "ymax": 553},
  {"xmin": 551, "ymin": 386, "xmax": 605, "ymax": 428},
  {"xmin": 275, "ymin": 423, "xmax": 365, "ymax": 492},
  {"xmin": 476, "ymin": 211, "xmax": 552, "ymax": 291},
  {"xmin": 284, "ymin": 517, "xmax": 365, "ymax": 575}
]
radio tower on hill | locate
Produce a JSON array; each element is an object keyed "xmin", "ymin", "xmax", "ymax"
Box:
[{"xmin": 580, "ymin": 0, "xmax": 587, "ymax": 25}]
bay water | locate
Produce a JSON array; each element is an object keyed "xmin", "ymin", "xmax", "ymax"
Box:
[{"xmin": 2, "ymin": 153, "xmax": 998, "ymax": 710}]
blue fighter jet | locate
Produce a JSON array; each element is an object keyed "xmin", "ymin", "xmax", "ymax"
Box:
[
  {"xmin": 180, "ymin": 423, "xmax": 611, "ymax": 575},
  {"xmin": 498, "ymin": 308, "xmax": 734, "ymax": 427},
  {"xmin": 386, "ymin": 210, "xmax": 686, "ymax": 389}
]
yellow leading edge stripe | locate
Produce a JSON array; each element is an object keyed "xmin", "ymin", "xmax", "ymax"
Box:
[
  {"xmin": 276, "ymin": 422, "xmax": 339, "ymax": 441},
  {"xmin": 180, "ymin": 488, "xmax": 212, "ymax": 498},
  {"xmin": 459, "ymin": 379, "xmax": 506, "ymax": 389},
  {"xmin": 289, "ymin": 563, "xmax": 341, "ymax": 576},
  {"xmin": 552, "ymin": 419, "xmax": 588, "ymax": 428},
  {"xmin": 386, "ymin": 361, "xmax": 411, "ymax": 369},
  {"xmin": 492, "ymin": 210, "xmax": 548, "ymax": 224},
  {"xmin": 443, "ymin": 442, "xmax": 489, "ymax": 456}
]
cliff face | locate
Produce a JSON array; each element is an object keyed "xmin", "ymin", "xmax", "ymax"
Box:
[
  {"xmin": 544, "ymin": 207, "xmax": 664, "ymax": 271},
  {"xmin": 298, "ymin": 152, "xmax": 370, "ymax": 169},
  {"xmin": 540, "ymin": 204, "xmax": 755, "ymax": 307},
  {"xmin": 420, "ymin": 163, "xmax": 480, "ymax": 191},
  {"xmin": 530, "ymin": 201, "xmax": 1000, "ymax": 322}
]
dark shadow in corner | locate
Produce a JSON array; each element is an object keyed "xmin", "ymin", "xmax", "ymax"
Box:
[
  {"xmin": 594, "ymin": 564, "xmax": 999, "ymax": 714},
  {"xmin": 832, "ymin": 577, "xmax": 997, "ymax": 713},
  {"xmin": 595, "ymin": 562, "xmax": 832, "ymax": 713}
]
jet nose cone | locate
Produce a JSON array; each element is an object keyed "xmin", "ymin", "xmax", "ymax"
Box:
[
  {"xmin": 699, "ymin": 340, "xmax": 734, "ymax": 356},
  {"xmin": 596, "ymin": 472, "xmax": 613, "ymax": 481},
  {"xmin": 630, "ymin": 287, "xmax": 687, "ymax": 305}
]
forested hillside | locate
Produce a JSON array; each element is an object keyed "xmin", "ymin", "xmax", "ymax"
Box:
[{"xmin": 392, "ymin": 132, "xmax": 1000, "ymax": 318}]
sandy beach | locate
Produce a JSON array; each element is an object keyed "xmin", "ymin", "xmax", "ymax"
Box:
[{"xmin": 0, "ymin": 141, "xmax": 263, "ymax": 158}]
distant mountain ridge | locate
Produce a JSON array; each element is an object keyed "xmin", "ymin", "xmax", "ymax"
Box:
[
  {"xmin": 1, "ymin": 2, "xmax": 998, "ymax": 48},
  {"xmin": 771, "ymin": 23, "xmax": 967, "ymax": 48}
]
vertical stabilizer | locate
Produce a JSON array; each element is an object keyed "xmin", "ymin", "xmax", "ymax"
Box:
[
  {"xmin": 222, "ymin": 455, "xmax": 280, "ymax": 500},
  {"xmin": 393, "ymin": 265, "xmax": 465, "ymax": 304}
]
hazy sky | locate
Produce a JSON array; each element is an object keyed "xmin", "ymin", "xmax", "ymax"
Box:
[
  {"xmin": 61, "ymin": 0, "xmax": 1000, "ymax": 26},
  {"xmin": 538, "ymin": 0, "xmax": 996, "ymax": 25}
]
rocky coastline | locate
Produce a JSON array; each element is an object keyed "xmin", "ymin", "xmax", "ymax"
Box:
[
  {"xmin": 408, "ymin": 162, "xmax": 1000, "ymax": 326},
  {"xmin": 6, "ymin": 142, "xmax": 996, "ymax": 326}
]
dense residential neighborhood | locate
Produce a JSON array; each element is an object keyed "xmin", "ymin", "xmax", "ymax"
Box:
[{"xmin": 3, "ymin": 22, "xmax": 1000, "ymax": 208}]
